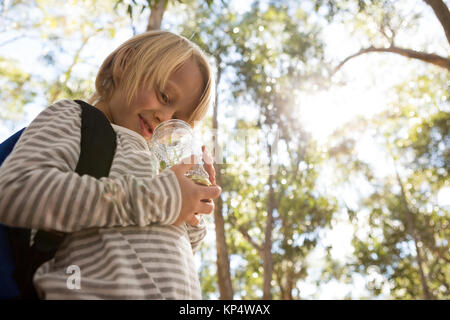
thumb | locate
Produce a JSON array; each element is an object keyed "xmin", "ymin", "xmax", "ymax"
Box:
[{"xmin": 200, "ymin": 184, "xmax": 222, "ymax": 200}]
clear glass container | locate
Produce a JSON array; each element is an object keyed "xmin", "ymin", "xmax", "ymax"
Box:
[
  {"xmin": 149, "ymin": 119, "xmax": 213, "ymax": 226},
  {"xmin": 149, "ymin": 119, "xmax": 212, "ymax": 186}
]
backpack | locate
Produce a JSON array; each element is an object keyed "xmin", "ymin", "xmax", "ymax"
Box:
[{"xmin": 0, "ymin": 100, "xmax": 117, "ymax": 300}]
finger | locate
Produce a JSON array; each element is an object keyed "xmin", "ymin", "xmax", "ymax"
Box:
[
  {"xmin": 203, "ymin": 162, "xmax": 216, "ymax": 185},
  {"xmin": 202, "ymin": 146, "xmax": 216, "ymax": 185},
  {"xmin": 202, "ymin": 146, "xmax": 213, "ymax": 165},
  {"xmin": 197, "ymin": 200, "xmax": 215, "ymax": 214},
  {"xmin": 196, "ymin": 185, "xmax": 222, "ymax": 200},
  {"xmin": 186, "ymin": 214, "xmax": 201, "ymax": 226}
]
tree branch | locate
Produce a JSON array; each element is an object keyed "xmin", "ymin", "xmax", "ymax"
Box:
[
  {"xmin": 379, "ymin": 11, "xmax": 396, "ymax": 46},
  {"xmin": 423, "ymin": 0, "xmax": 450, "ymax": 46},
  {"xmin": 431, "ymin": 246, "xmax": 450, "ymax": 263},
  {"xmin": 48, "ymin": 33, "xmax": 92, "ymax": 103},
  {"xmin": 228, "ymin": 214, "xmax": 263, "ymax": 252},
  {"xmin": 332, "ymin": 45, "xmax": 450, "ymax": 75},
  {"xmin": 239, "ymin": 225, "xmax": 263, "ymax": 253}
]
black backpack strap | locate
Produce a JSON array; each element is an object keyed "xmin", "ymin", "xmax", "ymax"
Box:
[
  {"xmin": 74, "ymin": 99, "xmax": 117, "ymax": 178},
  {"xmin": 19, "ymin": 100, "xmax": 117, "ymax": 299}
]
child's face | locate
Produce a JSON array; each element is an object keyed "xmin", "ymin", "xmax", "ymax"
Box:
[{"xmin": 105, "ymin": 58, "xmax": 204, "ymax": 140}]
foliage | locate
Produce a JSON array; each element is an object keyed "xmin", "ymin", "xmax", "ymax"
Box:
[
  {"xmin": 328, "ymin": 70, "xmax": 449, "ymax": 299},
  {"xmin": 0, "ymin": 0, "xmax": 128, "ymax": 123},
  {"xmin": 0, "ymin": 57, "xmax": 36, "ymax": 122}
]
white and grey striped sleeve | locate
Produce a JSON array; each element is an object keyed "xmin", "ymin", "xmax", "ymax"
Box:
[
  {"xmin": 0, "ymin": 99, "xmax": 181, "ymax": 232},
  {"xmin": 185, "ymin": 219, "xmax": 207, "ymax": 253}
]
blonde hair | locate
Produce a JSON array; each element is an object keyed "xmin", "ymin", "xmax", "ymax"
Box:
[{"xmin": 88, "ymin": 31, "xmax": 214, "ymax": 125}]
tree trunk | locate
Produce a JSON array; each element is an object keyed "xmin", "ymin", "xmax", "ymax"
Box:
[
  {"xmin": 147, "ymin": 0, "xmax": 167, "ymax": 31},
  {"xmin": 283, "ymin": 268, "xmax": 294, "ymax": 300},
  {"xmin": 396, "ymin": 170, "xmax": 433, "ymax": 300},
  {"xmin": 276, "ymin": 271, "xmax": 285, "ymax": 300},
  {"xmin": 423, "ymin": 0, "xmax": 450, "ymax": 46},
  {"xmin": 213, "ymin": 66, "xmax": 234, "ymax": 300},
  {"xmin": 262, "ymin": 144, "xmax": 274, "ymax": 299}
]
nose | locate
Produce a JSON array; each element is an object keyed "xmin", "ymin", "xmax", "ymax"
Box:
[{"xmin": 154, "ymin": 108, "xmax": 176, "ymax": 124}]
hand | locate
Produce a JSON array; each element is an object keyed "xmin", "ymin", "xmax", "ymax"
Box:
[
  {"xmin": 202, "ymin": 145, "xmax": 216, "ymax": 185},
  {"xmin": 170, "ymin": 155, "xmax": 222, "ymax": 227}
]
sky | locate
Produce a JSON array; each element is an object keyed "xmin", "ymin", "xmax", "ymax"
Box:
[{"xmin": 0, "ymin": 0, "xmax": 448, "ymax": 299}]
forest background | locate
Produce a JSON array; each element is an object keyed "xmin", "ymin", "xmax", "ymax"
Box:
[{"xmin": 0, "ymin": 0, "xmax": 448, "ymax": 299}]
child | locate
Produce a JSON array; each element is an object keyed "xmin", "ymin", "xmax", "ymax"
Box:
[{"xmin": 0, "ymin": 30, "xmax": 222, "ymax": 299}]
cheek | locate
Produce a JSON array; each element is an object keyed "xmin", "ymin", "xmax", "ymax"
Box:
[{"xmin": 134, "ymin": 90, "xmax": 156, "ymax": 108}]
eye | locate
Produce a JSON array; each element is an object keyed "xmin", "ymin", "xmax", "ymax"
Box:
[{"xmin": 160, "ymin": 91, "xmax": 170, "ymax": 104}]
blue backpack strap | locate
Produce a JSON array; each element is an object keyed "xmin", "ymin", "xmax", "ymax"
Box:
[
  {"xmin": 0, "ymin": 128, "xmax": 26, "ymax": 166},
  {"xmin": 0, "ymin": 225, "xmax": 21, "ymax": 299},
  {"xmin": 0, "ymin": 128, "xmax": 26, "ymax": 299}
]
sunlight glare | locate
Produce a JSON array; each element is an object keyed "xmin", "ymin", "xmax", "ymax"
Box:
[
  {"xmin": 298, "ymin": 84, "xmax": 386, "ymax": 145},
  {"xmin": 437, "ymin": 187, "xmax": 450, "ymax": 207}
]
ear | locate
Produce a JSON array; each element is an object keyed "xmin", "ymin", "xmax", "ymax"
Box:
[{"xmin": 112, "ymin": 47, "xmax": 135, "ymax": 85}]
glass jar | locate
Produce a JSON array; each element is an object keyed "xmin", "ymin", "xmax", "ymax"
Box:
[{"xmin": 149, "ymin": 119, "xmax": 212, "ymax": 186}]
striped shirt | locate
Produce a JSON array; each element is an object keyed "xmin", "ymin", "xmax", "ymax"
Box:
[{"xmin": 0, "ymin": 99, "xmax": 206, "ymax": 299}]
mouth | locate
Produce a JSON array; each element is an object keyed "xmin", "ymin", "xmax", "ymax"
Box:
[{"xmin": 138, "ymin": 114, "xmax": 154, "ymax": 140}]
